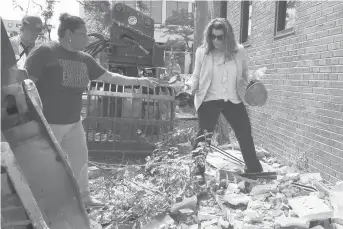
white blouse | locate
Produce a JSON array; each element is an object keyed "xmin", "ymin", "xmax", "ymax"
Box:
[{"xmin": 204, "ymin": 54, "xmax": 241, "ymax": 104}]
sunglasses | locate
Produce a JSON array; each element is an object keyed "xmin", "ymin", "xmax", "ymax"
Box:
[{"xmin": 210, "ymin": 34, "xmax": 224, "ymax": 41}]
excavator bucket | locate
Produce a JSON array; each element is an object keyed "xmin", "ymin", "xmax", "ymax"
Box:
[{"xmin": 1, "ymin": 18, "xmax": 92, "ymax": 229}]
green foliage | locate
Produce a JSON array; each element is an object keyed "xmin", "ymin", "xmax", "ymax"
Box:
[
  {"xmin": 11, "ymin": 0, "xmax": 57, "ymax": 35},
  {"xmin": 88, "ymin": 126, "xmax": 213, "ymax": 226},
  {"xmin": 136, "ymin": 1, "xmax": 149, "ymax": 13},
  {"xmin": 80, "ymin": 0, "xmax": 112, "ymax": 36},
  {"xmin": 165, "ymin": 8, "xmax": 194, "ymax": 27},
  {"xmin": 163, "ymin": 8, "xmax": 194, "ymax": 52}
]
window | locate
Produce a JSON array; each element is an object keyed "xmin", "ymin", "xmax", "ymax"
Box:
[
  {"xmin": 166, "ymin": 1, "xmax": 189, "ymax": 20},
  {"xmin": 220, "ymin": 1, "xmax": 227, "ymax": 18},
  {"xmin": 119, "ymin": 1, "xmax": 162, "ymax": 24},
  {"xmin": 121, "ymin": 1, "xmax": 135, "ymax": 8},
  {"xmin": 240, "ymin": 1, "xmax": 252, "ymax": 44},
  {"xmin": 275, "ymin": 0, "xmax": 296, "ymax": 38},
  {"xmin": 146, "ymin": 1, "xmax": 163, "ymax": 24}
]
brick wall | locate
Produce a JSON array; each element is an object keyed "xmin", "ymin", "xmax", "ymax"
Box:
[{"xmin": 227, "ymin": 1, "xmax": 343, "ymax": 183}]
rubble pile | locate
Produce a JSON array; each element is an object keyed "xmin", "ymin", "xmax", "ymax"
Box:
[
  {"xmin": 174, "ymin": 147, "xmax": 341, "ymax": 229},
  {"xmin": 87, "ymin": 140, "xmax": 342, "ymax": 229}
]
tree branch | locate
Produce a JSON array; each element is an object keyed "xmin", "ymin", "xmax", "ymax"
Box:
[
  {"xmin": 75, "ymin": 0, "xmax": 85, "ymax": 6},
  {"xmin": 31, "ymin": 0, "xmax": 43, "ymax": 10},
  {"xmin": 25, "ymin": 0, "xmax": 32, "ymax": 14},
  {"xmin": 12, "ymin": 0, "xmax": 24, "ymax": 11}
]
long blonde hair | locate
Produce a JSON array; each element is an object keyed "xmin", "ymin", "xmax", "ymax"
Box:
[{"xmin": 202, "ymin": 18, "xmax": 238, "ymax": 60}]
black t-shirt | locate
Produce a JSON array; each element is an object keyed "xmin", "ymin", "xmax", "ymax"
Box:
[{"xmin": 24, "ymin": 41, "xmax": 106, "ymax": 124}]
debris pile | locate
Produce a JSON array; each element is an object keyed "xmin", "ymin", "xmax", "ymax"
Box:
[{"xmin": 87, "ymin": 132, "xmax": 342, "ymax": 229}]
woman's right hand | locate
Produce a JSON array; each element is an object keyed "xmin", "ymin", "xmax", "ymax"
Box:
[
  {"xmin": 184, "ymin": 84, "xmax": 191, "ymax": 91},
  {"xmin": 184, "ymin": 84, "xmax": 198, "ymax": 95}
]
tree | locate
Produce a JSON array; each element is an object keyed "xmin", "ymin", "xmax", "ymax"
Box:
[
  {"xmin": 11, "ymin": 0, "xmax": 57, "ymax": 40},
  {"xmin": 162, "ymin": 9, "xmax": 194, "ymax": 74},
  {"xmin": 77, "ymin": 0, "xmax": 112, "ymax": 36},
  {"xmin": 164, "ymin": 9, "xmax": 194, "ymax": 52},
  {"xmin": 77, "ymin": 1, "xmax": 149, "ymax": 36},
  {"xmin": 136, "ymin": 1, "xmax": 149, "ymax": 12}
]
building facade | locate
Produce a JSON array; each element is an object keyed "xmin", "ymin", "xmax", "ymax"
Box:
[{"xmin": 226, "ymin": 1, "xmax": 343, "ymax": 183}]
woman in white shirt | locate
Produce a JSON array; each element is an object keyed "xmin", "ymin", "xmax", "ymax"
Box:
[{"xmin": 185, "ymin": 18, "xmax": 263, "ymax": 174}]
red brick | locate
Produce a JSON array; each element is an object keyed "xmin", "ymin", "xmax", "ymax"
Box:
[
  {"xmin": 227, "ymin": 1, "xmax": 343, "ymax": 184},
  {"xmin": 321, "ymin": 5, "xmax": 334, "ymax": 16},
  {"xmin": 327, "ymin": 11, "xmax": 342, "ymax": 22},
  {"xmin": 329, "ymin": 27, "xmax": 342, "ymax": 35},
  {"xmin": 321, "ymin": 51, "xmax": 333, "ymax": 58},
  {"xmin": 322, "ymin": 20, "xmax": 336, "ymax": 30},
  {"xmin": 334, "ymin": 34, "xmax": 343, "ymax": 42},
  {"xmin": 326, "ymin": 59, "xmax": 339, "ymax": 65},
  {"xmin": 321, "ymin": 36, "xmax": 334, "ymax": 44},
  {"xmin": 333, "ymin": 50, "xmax": 343, "ymax": 57},
  {"xmin": 315, "ymin": 16, "xmax": 326, "ymax": 25},
  {"xmin": 328, "ymin": 42, "xmax": 341, "ymax": 50},
  {"xmin": 332, "ymin": 66, "xmax": 343, "ymax": 72},
  {"xmin": 333, "ymin": 2, "xmax": 343, "ymax": 12}
]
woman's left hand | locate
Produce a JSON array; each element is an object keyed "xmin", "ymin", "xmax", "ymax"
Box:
[{"xmin": 138, "ymin": 77, "xmax": 160, "ymax": 87}]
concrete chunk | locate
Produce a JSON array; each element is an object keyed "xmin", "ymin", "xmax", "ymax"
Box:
[
  {"xmin": 170, "ymin": 195, "xmax": 197, "ymax": 215},
  {"xmin": 250, "ymin": 184, "xmax": 278, "ymax": 195},
  {"xmin": 223, "ymin": 193, "xmax": 251, "ymax": 206},
  {"xmin": 197, "ymin": 212, "xmax": 218, "ymax": 221},
  {"xmin": 88, "ymin": 166, "xmax": 101, "ymax": 179},
  {"xmin": 288, "ymin": 196, "xmax": 334, "ymax": 221},
  {"xmin": 300, "ymin": 173, "xmax": 322, "ymax": 184},
  {"xmin": 279, "ymin": 173, "xmax": 300, "ymax": 182},
  {"xmin": 242, "ymin": 224, "xmax": 264, "ymax": 229},
  {"xmin": 310, "ymin": 226, "xmax": 324, "ymax": 229},
  {"xmin": 275, "ymin": 216, "xmax": 310, "ymax": 228}
]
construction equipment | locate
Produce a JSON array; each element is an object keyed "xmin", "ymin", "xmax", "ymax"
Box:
[
  {"xmin": 82, "ymin": 3, "xmax": 176, "ymax": 155},
  {"xmin": 1, "ymin": 18, "xmax": 92, "ymax": 229}
]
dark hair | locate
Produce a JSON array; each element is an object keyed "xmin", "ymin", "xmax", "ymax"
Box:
[
  {"xmin": 57, "ymin": 13, "xmax": 85, "ymax": 38},
  {"xmin": 202, "ymin": 18, "xmax": 238, "ymax": 60}
]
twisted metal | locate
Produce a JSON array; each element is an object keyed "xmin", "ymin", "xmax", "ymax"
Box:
[{"xmin": 84, "ymin": 33, "xmax": 110, "ymax": 57}]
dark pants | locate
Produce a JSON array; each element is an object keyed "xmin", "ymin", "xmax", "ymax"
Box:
[{"xmin": 192, "ymin": 99, "xmax": 262, "ymax": 173}]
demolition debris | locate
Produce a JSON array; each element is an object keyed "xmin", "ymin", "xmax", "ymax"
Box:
[{"xmin": 87, "ymin": 132, "xmax": 342, "ymax": 229}]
